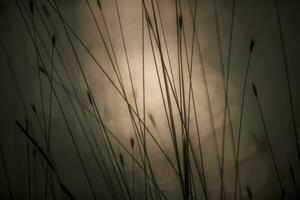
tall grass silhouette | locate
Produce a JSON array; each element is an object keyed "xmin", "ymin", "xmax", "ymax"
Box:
[{"xmin": 0, "ymin": 0, "xmax": 299, "ymax": 199}]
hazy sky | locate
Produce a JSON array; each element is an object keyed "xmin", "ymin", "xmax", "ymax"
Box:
[{"xmin": 1, "ymin": 0, "xmax": 300, "ymax": 199}]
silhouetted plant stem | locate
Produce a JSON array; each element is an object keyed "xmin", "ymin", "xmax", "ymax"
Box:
[
  {"xmin": 0, "ymin": 30, "xmax": 31, "ymax": 200},
  {"xmin": 130, "ymin": 138, "xmax": 135, "ymax": 200},
  {"xmin": 44, "ymin": 5, "xmax": 175, "ymax": 181},
  {"xmin": 144, "ymin": 1, "xmax": 208, "ymax": 197},
  {"xmin": 90, "ymin": 4, "xmax": 162, "ymax": 198},
  {"xmin": 45, "ymin": 35, "xmax": 55, "ymax": 200},
  {"xmin": 15, "ymin": 1, "xmax": 98, "ymax": 199},
  {"xmin": 211, "ymin": 0, "xmax": 242, "ymax": 196},
  {"xmin": 220, "ymin": 0, "xmax": 236, "ymax": 199},
  {"xmin": 0, "ymin": 142, "xmax": 14, "ymax": 200},
  {"xmin": 234, "ymin": 39, "xmax": 255, "ymax": 200},
  {"xmin": 141, "ymin": 3, "xmax": 148, "ymax": 199},
  {"xmin": 273, "ymin": 0, "xmax": 300, "ymax": 162},
  {"xmin": 289, "ymin": 165, "xmax": 299, "ymax": 199},
  {"xmin": 246, "ymin": 185, "xmax": 253, "ymax": 200},
  {"xmin": 252, "ymin": 83, "xmax": 285, "ymax": 199},
  {"xmin": 178, "ymin": 1, "xmax": 208, "ymax": 196},
  {"xmin": 15, "ymin": 121, "xmax": 75, "ymax": 199},
  {"xmin": 186, "ymin": 1, "xmax": 209, "ymax": 198},
  {"xmin": 34, "ymin": 3, "xmax": 119, "ymax": 198}
]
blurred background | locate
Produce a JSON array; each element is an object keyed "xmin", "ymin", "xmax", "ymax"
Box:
[{"xmin": 0, "ymin": 0, "xmax": 300, "ymax": 199}]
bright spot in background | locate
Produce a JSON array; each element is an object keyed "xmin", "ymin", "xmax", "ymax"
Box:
[{"xmin": 65, "ymin": 0, "xmax": 270, "ymax": 197}]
